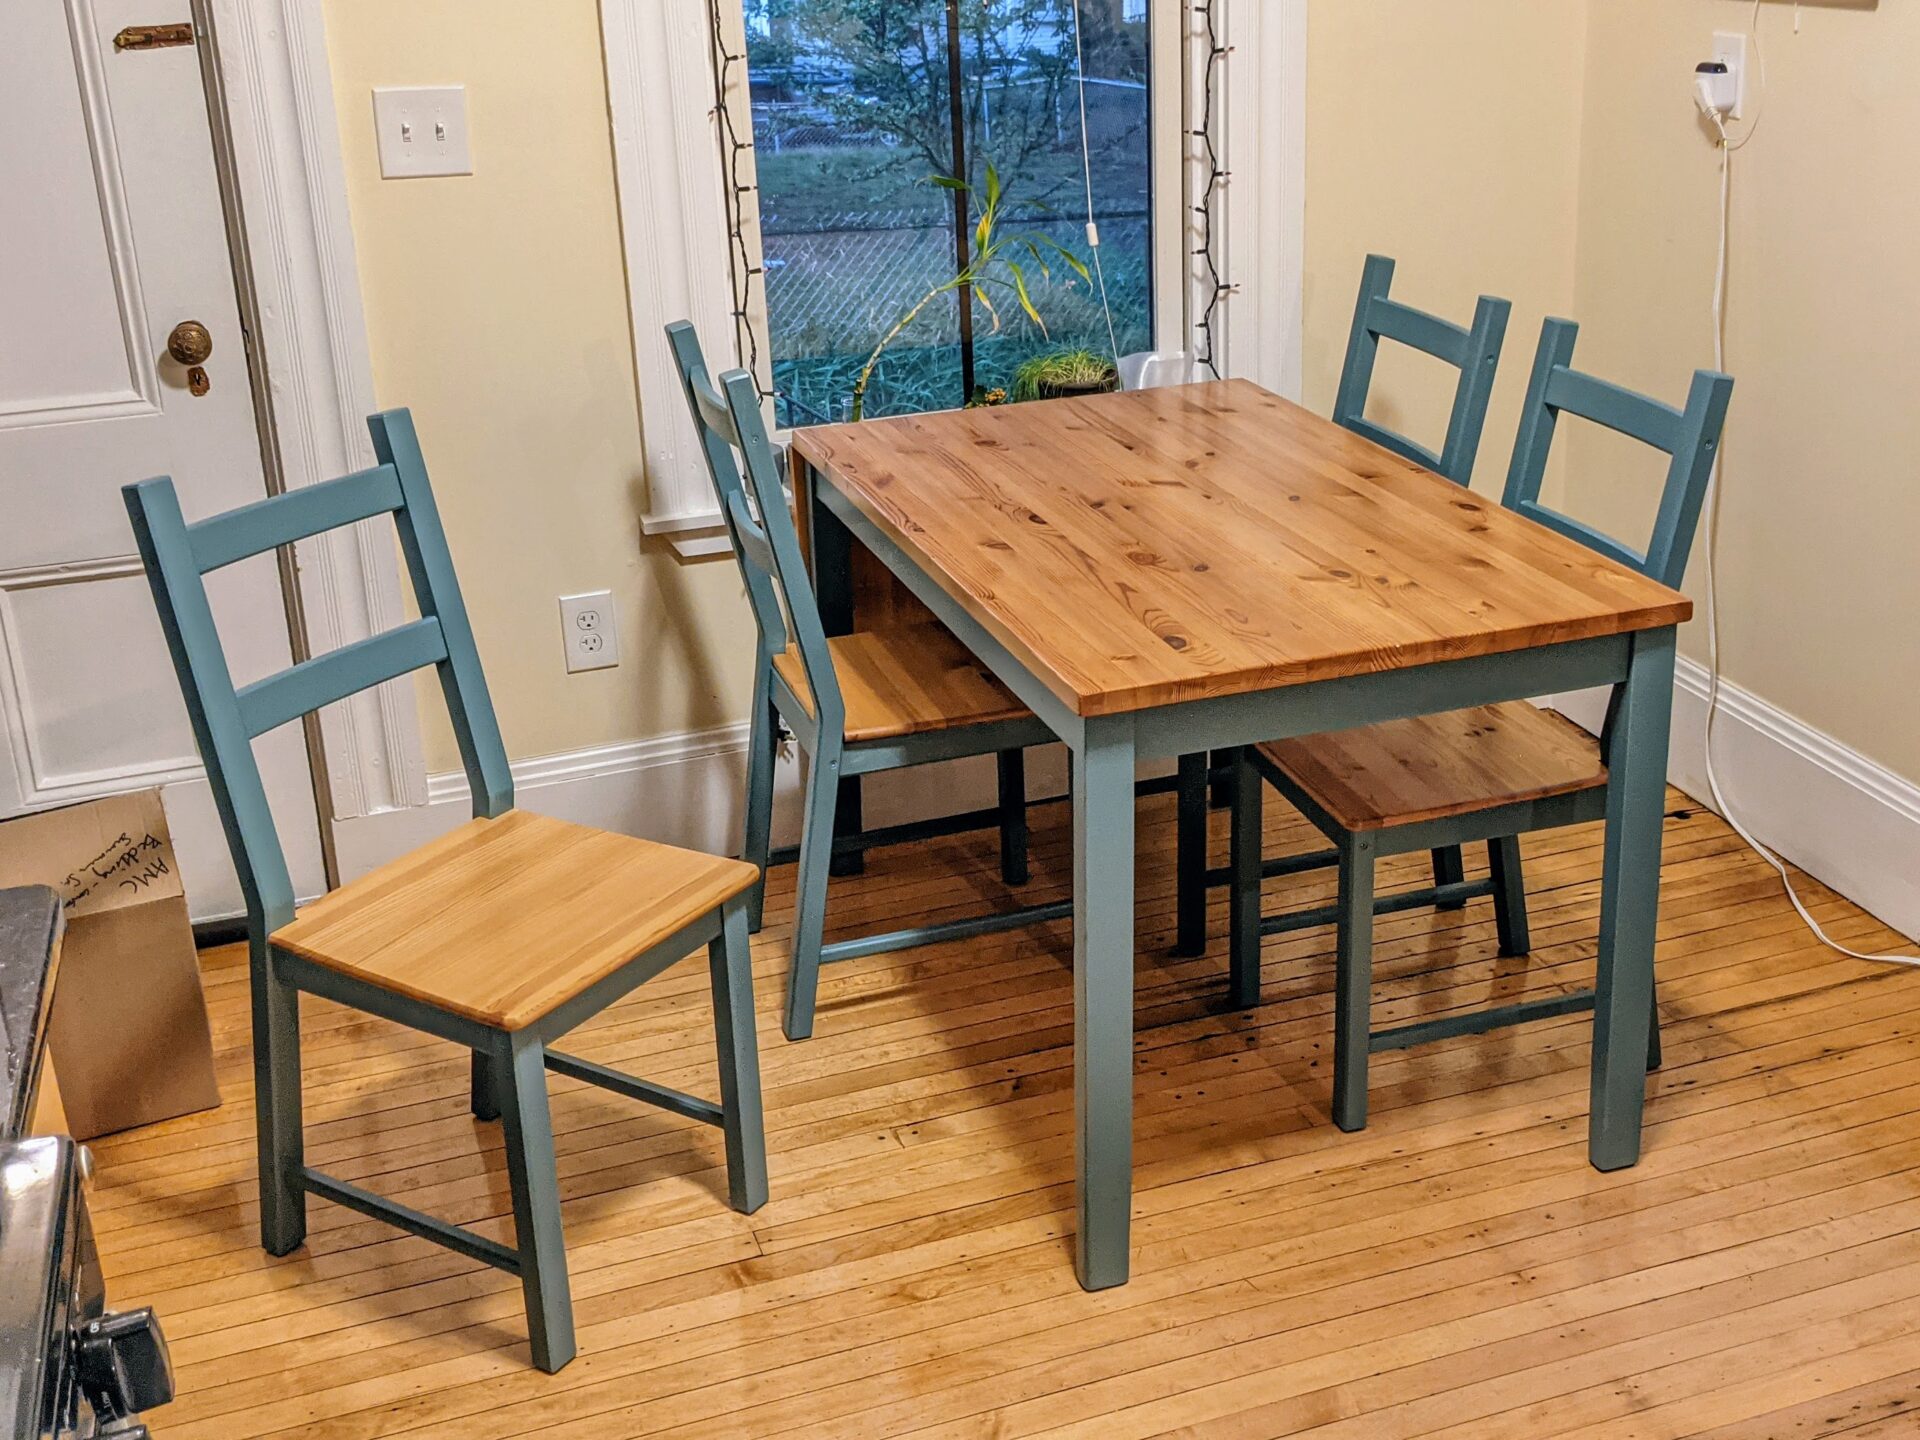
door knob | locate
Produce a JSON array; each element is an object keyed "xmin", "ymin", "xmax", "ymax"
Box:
[{"xmin": 166, "ymin": 320, "xmax": 213, "ymax": 396}]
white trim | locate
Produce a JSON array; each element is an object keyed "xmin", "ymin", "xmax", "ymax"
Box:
[
  {"xmin": 1553, "ymin": 657, "xmax": 1920, "ymax": 945},
  {"xmin": 201, "ymin": 0, "xmax": 427, "ymax": 819},
  {"xmin": 1212, "ymin": 0, "xmax": 1306, "ymax": 398},
  {"xmin": 601, "ymin": 0, "xmax": 736, "ymax": 559}
]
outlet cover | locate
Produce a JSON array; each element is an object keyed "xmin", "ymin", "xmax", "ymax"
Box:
[
  {"xmin": 1711, "ymin": 32, "xmax": 1749, "ymax": 120},
  {"xmin": 559, "ymin": 591, "xmax": 619, "ymax": 674},
  {"xmin": 372, "ymin": 86, "xmax": 472, "ymax": 178}
]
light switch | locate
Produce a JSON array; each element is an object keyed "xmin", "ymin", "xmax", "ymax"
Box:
[{"xmin": 372, "ymin": 86, "xmax": 472, "ymax": 178}]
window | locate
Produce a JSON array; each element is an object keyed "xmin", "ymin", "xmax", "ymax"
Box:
[{"xmin": 741, "ymin": 1, "xmax": 1177, "ymax": 426}]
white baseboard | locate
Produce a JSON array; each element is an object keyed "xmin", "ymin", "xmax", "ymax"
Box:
[
  {"xmin": 1552, "ymin": 656, "xmax": 1920, "ymax": 946},
  {"xmin": 329, "ymin": 723, "xmax": 1075, "ymax": 885}
]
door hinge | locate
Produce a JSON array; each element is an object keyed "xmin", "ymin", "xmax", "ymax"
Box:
[{"xmin": 113, "ymin": 23, "xmax": 196, "ymax": 52}]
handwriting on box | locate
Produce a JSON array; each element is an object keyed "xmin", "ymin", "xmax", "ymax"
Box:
[{"xmin": 61, "ymin": 832, "xmax": 171, "ymax": 911}]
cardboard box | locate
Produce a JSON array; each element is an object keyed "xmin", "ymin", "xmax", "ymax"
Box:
[{"xmin": 0, "ymin": 791, "xmax": 220, "ymax": 1139}]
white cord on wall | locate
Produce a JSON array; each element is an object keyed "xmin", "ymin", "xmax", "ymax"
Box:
[
  {"xmin": 1068, "ymin": 0, "xmax": 1122, "ymax": 361},
  {"xmin": 1699, "ymin": 5, "xmax": 1918, "ymax": 965}
]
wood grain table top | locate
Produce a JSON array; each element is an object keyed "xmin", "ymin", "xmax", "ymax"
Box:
[{"xmin": 791, "ymin": 380, "xmax": 1692, "ymax": 718}]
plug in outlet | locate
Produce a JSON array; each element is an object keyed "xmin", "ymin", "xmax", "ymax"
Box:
[{"xmin": 559, "ymin": 592, "xmax": 619, "ymax": 674}]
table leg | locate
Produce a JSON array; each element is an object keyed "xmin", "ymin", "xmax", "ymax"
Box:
[
  {"xmin": 1589, "ymin": 626, "xmax": 1676, "ymax": 1171},
  {"xmin": 1074, "ymin": 717, "xmax": 1137, "ymax": 1290},
  {"xmin": 804, "ymin": 460, "xmax": 865, "ymax": 877}
]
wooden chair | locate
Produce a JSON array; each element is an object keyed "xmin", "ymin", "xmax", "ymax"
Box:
[
  {"xmin": 1229, "ymin": 320, "xmax": 1733, "ymax": 1132},
  {"xmin": 1175, "ymin": 255, "xmax": 1513, "ymax": 957},
  {"xmin": 666, "ymin": 323, "xmax": 1062, "ymax": 1042},
  {"xmin": 122, "ymin": 410, "xmax": 768, "ymax": 1373}
]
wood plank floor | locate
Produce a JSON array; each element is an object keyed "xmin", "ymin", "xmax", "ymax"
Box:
[{"xmin": 91, "ymin": 785, "xmax": 1920, "ymax": 1439}]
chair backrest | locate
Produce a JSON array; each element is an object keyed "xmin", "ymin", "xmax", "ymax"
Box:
[
  {"xmin": 1501, "ymin": 319, "xmax": 1734, "ymax": 592},
  {"xmin": 1333, "ymin": 253, "xmax": 1512, "ymax": 486},
  {"xmin": 123, "ymin": 409, "xmax": 510, "ymax": 933},
  {"xmin": 665, "ymin": 323, "xmax": 846, "ymax": 736}
]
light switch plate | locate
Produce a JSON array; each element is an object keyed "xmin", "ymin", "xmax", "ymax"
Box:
[{"xmin": 372, "ymin": 86, "xmax": 472, "ymax": 178}]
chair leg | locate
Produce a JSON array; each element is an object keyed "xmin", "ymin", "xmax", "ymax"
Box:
[
  {"xmin": 1332, "ymin": 840, "xmax": 1377, "ymax": 1134},
  {"xmin": 1647, "ymin": 983, "xmax": 1663, "ymax": 1073},
  {"xmin": 1487, "ymin": 836, "xmax": 1531, "ymax": 957},
  {"xmin": 997, "ymin": 750, "xmax": 1030, "ymax": 887},
  {"xmin": 1209, "ymin": 748, "xmax": 1236, "ymax": 809},
  {"xmin": 1175, "ymin": 751, "xmax": 1210, "ymax": 958},
  {"xmin": 1227, "ymin": 748, "xmax": 1264, "ymax": 1009},
  {"xmin": 470, "ymin": 1049, "xmax": 502, "ymax": 1122},
  {"xmin": 254, "ymin": 940, "xmax": 307, "ymax": 1256},
  {"xmin": 497, "ymin": 1030, "xmax": 575, "ymax": 1374},
  {"xmin": 1431, "ymin": 845, "xmax": 1467, "ymax": 910},
  {"xmin": 743, "ymin": 660, "xmax": 777, "ymax": 935},
  {"xmin": 784, "ymin": 741, "xmax": 841, "ymax": 1041},
  {"xmin": 709, "ymin": 901, "xmax": 769, "ymax": 1213}
]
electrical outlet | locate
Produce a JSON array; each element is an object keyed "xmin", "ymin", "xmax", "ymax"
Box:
[
  {"xmin": 559, "ymin": 591, "xmax": 619, "ymax": 674},
  {"xmin": 1711, "ymin": 32, "xmax": 1749, "ymax": 120},
  {"xmin": 372, "ymin": 86, "xmax": 472, "ymax": 178}
]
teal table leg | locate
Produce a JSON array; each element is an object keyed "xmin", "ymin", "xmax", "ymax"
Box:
[
  {"xmin": 1227, "ymin": 748, "xmax": 1263, "ymax": 1009},
  {"xmin": 1589, "ymin": 626, "xmax": 1676, "ymax": 1172},
  {"xmin": 256, "ymin": 938, "xmax": 307, "ymax": 1256},
  {"xmin": 1332, "ymin": 836, "xmax": 1378, "ymax": 1133},
  {"xmin": 1174, "ymin": 752, "xmax": 1209, "ymax": 957},
  {"xmin": 1074, "ymin": 718, "xmax": 1137, "ymax": 1291},
  {"xmin": 498, "ymin": 1029, "xmax": 576, "ymax": 1373}
]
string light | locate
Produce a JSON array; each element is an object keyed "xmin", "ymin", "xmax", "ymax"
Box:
[
  {"xmin": 1192, "ymin": 1, "xmax": 1234, "ymax": 380},
  {"xmin": 705, "ymin": 0, "xmax": 773, "ymax": 400}
]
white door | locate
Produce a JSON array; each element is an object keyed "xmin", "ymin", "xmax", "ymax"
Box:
[{"xmin": 0, "ymin": 2, "xmax": 326, "ymax": 918}]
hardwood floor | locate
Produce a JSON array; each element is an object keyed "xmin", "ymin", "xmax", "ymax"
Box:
[{"xmin": 91, "ymin": 785, "xmax": 1920, "ymax": 1438}]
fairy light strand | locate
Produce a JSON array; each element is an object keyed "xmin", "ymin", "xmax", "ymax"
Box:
[
  {"xmin": 1192, "ymin": 1, "xmax": 1235, "ymax": 379},
  {"xmin": 706, "ymin": 0, "xmax": 772, "ymax": 399}
]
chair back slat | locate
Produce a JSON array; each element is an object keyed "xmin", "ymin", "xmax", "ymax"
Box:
[
  {"xmin": 237, "ymin": 618, "xmax": 449, "ymax": 740},
  {"xmin": 717, "ymin": 367, "xmax": 846, "ymax": 732},
  {"xmin": 125, "ymin": 477, "xmax": 298, "ymax": 929},
  {"xmin": 125, "ymin": 407, "xmax": 514, "ymax": 932},
  {"xmin": 1501, "ymin": 319, "xmax": 1734, "ymax": 593},
  {"xmin": 666, "ymin": 323, "xmax": 792, "ymax": 657},
  {"xmin": 1333, "ymin": 253, "xmax": 1512, "ymax": 487},
  {"xmin": 188, "ymin": 465, "xmax": 404, "ymax": 573}
]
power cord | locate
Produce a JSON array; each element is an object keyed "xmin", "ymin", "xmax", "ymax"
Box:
[
  {"xmin": 1697, "ymin": 5, "xmax": 1918, "ymax": 965},
  {"xmin": 1067, "ymin": 0, "xmax": 1122, "ymax": 362}
]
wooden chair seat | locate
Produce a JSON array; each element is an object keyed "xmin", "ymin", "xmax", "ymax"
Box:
[
  {"xmin": 772, "ymin": 625, "xmax": 1030, "ymax": 743},
  {"xmin": 1258, "ymin": 701, "xmax": 1606, "ymax": 833},
  {"xmin": 274, "ymin": 810, "xmax": 758, "ymax": 1031}
]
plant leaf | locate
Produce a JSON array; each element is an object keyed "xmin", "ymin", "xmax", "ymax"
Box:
[
  {"xmin": 985, "ymin": 161, "xmax": 1002, "ymax": 208},
  {"xmin": 929, "ymin": 173, "xmax": 968, "ymax": 191},
  {"xmin": 1006, "ymin": 260, "xmax": 1043, "ymax": 330}
]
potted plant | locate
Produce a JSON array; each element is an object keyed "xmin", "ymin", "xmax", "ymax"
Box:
[
  {"xmin": 1011, "ymin": 348, "xmax": 1120, "ymax": 402},
  {"xmin": 850, "ymin": 164, "xmax": 1088, "ymax": 421}
]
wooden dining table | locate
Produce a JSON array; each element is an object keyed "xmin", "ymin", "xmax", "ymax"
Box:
[{"xmin": 788, "ymin": 378, "xmax": 1691, "ymax": 1292}]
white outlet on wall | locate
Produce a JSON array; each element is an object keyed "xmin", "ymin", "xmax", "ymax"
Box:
[
  {"xmin": 559, "ymin": 591, "xmax": 619, "ymax": 674},
  {"xmin": 1711, "ymin": 31, "xmax": 1749, "ymax": 120}
]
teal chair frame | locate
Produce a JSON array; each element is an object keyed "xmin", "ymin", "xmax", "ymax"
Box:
[
  {"xmin": 1230, "ymin": 320, "xmax": 1733, "ymax": 1132},
  {"xmin": 1175, "ymin": 256, "xmax": 1514, "ymax": 958},
  {"xmin": 123, "ymin": 410, "xmax": 768, "ymax": 1373},
  {"xmin": 667, "ymin": 323, "xmax": 1062, "ymax": 1041}
]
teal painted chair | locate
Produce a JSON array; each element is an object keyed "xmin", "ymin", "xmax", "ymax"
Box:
[
  {"xmin": 1228, "ymin": 320, "xmax": 1734, "ymax": 1132},
  {"xmin": 1174, "ymin": 255, "xmax": 1514, "ymax": 957},
  {"xmin": 667, "ymin": 323, "xmax": 1063, "ymax": 1042},
  {"xmin": 123, "ymin": 410, "xmax": 769, "ymax": 1373}
]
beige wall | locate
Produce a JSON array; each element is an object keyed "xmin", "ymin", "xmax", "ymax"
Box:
[
  {"xmin": 322, "ymin": 0, "xmax": 756, "ymax": 774},
  {"xmin": 1567, "ymin": 0, "xmax": 1920, "ymax": 781},
  {"xmin": 1303, "ymin": 1, "xmax": 1591, "ymax": 496}
]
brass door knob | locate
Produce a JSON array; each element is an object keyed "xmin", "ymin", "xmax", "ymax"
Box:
[{"xmin": 166, "ymin": 320, "xmax": 213, "ymax": 396}]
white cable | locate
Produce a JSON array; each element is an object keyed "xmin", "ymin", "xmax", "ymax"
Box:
[
  {"xmin": 1067, "ymin": 0, "xmax": 1121, "ymax": 361},
  {"xmin": 1699, "ymin": 7, "xmax": 1919, "ymax": 965}
]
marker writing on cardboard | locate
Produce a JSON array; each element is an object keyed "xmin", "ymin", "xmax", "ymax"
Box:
[{"xmin": 62, "ymin": 831, "xmax": 170, "ymax": 908}]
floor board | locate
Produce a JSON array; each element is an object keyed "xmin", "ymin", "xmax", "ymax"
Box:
[{"xmin": 90, "ymin": 789, "xmax": 1920, "ymax": 1438}]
